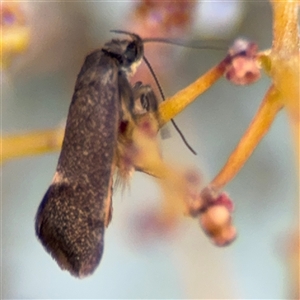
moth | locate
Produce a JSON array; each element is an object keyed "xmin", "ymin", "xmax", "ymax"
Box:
[{"xmin": 35, "ymin": 31, "xmax": 159, "ymax": 278}]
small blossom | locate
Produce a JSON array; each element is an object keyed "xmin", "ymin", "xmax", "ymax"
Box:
[
  {"xmin": 187, "ymin": 186, "xmax": 236, "ymax": 246},
  {"xmin": 225, "ymin": 38, "xmax": 261, "ymax": 85},
  {"xmin": 199, "ymin": 205, "xmax": 236, "ymax": 247}
]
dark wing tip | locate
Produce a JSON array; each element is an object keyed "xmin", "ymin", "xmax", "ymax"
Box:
[{"xmin": 35, "ymin": 184, "xmax": 104, "ymax": 278}]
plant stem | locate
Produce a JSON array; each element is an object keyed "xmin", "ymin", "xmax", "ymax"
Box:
[
  {"xmin": 159, "ymin": 60, "xmax": 226, "ymax": 126},
  {"xmin": 210, "ymin": 85, "xmax": 283, "ymax": 191},
  {"xmin": 2, "ymin": 128, "xmax": 64, "ymax": 163}
]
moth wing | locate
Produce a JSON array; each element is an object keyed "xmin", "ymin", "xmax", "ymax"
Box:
[{"xmin": 35, "ymin": 50, "xmax": 120, "ymax": 278}]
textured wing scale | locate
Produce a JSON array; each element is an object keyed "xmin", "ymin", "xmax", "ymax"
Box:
[{"xmin": 35, "ymin": 50, "xmax": 119, "ymax": 277}]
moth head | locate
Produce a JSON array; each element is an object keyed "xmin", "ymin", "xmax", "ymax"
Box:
[{"xmin": 103, "ymin": 31, "xmax": 144, "ymax": 75}]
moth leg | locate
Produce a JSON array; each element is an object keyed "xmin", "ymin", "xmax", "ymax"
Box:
[
  {"xmin": 116, "ymin": 80, "xmax": 161, "ymax": 179},
  {"xmin": 132, "ymin": 81, "xmax": 159, "ymax": 115},
  {"xmin": 118, "ymin": 72, "xmax": 160, "ymax": 121}
]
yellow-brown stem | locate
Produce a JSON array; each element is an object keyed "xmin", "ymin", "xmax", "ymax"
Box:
[
  {"xmin": 2, "ymin": 59, "xmax": 227, "ymax": 164},
  {"xmin": 210, "ymin": 85, "xmax": 283, "ymax": 190},
  {"xmin": 159, "ymin": 59, "xmax": 226, "ymax": 126},
  {"xmin": 271, "ymin": 1, "xmax": 299, "ymax": 54},
  {"xmin": 270, "ymin": 0, "xmax": 299, "ymax": 161},
  {"xmin": 270, "ymin": 3, "xmax": 299, "ymax": 298},
  {"xmin": 2, "ymin": 128, "xmax": 64, "ymax": 163}
]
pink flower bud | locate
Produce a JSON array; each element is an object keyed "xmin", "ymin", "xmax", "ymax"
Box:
[
  {"xmin": 225, "ymin": 38, "xmax": 261, "ymax": 85},
  {"xmin": 199, "ymin": 205, "xmax": 237, "ymax": 246}
]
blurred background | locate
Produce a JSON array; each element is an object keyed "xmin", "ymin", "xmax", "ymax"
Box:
[{"xmin": 2, "ymin": 1, "xmax": 298, "ymax": 299}]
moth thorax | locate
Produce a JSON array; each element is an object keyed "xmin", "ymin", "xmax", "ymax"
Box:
[{"xmin": 123, "ymin": 58, "xmax": 142, "ymax": 77}]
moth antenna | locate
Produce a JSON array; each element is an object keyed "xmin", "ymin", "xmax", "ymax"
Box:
[
  {"xmin": 142, "ymin": 55, "xmax": 165, "ymax": 99},
  {"xmin": 143, "ymin": 55, "xmax": 197, "ymax": 155},
  {"xmin": 170, "ymin": 119, "xmax": 197, "ymax": 155},
  {"xmin": 110, "ymin": 29, "xmax": 139, "ymax": 40},
  {"xmin": 111, "ymin": 30, "xmax": 226, "ymax": 52},
  {"xmin": 143, "ymin": 37, "xmax": 227, "ymax": 51}
]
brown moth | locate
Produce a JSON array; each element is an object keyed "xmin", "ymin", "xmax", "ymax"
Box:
[{"xmin": 35, "ymin": 31, "xmax": 158, "ymax": 278}]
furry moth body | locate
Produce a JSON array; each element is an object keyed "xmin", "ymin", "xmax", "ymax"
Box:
[{"xmin": 35, "ymin": 33, "xmax": 158, "ymax": 278}]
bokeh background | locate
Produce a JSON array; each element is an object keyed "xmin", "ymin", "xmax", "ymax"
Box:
[{"xmin": 2, "ymin": 1, "xmax": 298, "ymax": 299}]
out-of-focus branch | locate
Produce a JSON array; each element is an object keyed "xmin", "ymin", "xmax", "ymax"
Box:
[
  {"xmin": 210, "ymin": 85, "xmax": 283, "ymax": 191},
  {"xmin": 2, "ymin": 128, "xmax": 64, "ymax": 163},
  {"xmin": 1, "ymin": 59, "xmax": 227, "ymax": 164},
  {"xmin": 159, "ymin": 59, "xmax": 226, "ymax": 126},
  {"xmin": 270, "ymin": 0, "xmax": 299, "ymax": 160}
]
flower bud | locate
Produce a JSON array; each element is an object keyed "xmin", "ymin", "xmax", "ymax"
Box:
[
  {"xmin": 199, "ymin": 205, "xmax": 237, "ymax": 246},
  {"xmin": 225, "ymin": 38, "xmax": 261, "ymax": 85}
]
